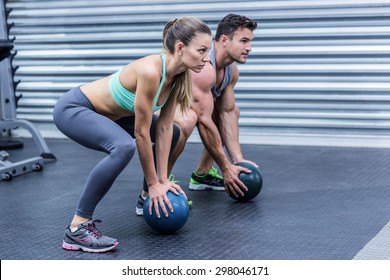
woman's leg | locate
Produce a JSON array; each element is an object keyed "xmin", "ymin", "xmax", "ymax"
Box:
[{"xmin": 54, "ymin": 88, "xmax": 136, "ymax": 220}]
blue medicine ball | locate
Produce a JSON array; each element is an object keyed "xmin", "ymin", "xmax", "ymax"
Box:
[{"xmin": 143, "ymin": 191, "xmax": 190, "ymax": 234}]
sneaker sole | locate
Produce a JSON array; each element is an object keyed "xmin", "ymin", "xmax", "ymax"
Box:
[
  {"xmin": 136, "ymin": 207, "xmax": 144, "ymax": 216},
  {"xmin": 189, "ymin": 183, "xmax": 225, "ymax": 191},
  {"xmin": 62, "ymin": 241, "xmax": 119, "ymax": 253}
]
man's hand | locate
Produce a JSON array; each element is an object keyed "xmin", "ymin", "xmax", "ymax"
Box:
[{"xmin": 222, "ymin": 164, "xmax": 251, "ymax": 197}]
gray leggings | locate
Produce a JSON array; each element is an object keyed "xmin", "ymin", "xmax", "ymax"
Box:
[{"xmin": 53, "ymin": 87, "xmax": 180, "ymax": 219}]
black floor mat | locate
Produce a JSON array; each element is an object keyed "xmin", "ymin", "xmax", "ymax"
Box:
[{"xmin": 1, "ymin": 138, "xmax": 390, "ymax": 260}]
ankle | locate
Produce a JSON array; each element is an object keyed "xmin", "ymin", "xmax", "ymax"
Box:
[
  {"xmin": 141, "ymin": 191, "xmax": 148, "ymax": 200},
  {"xmin": 70, "ymin": 215, "xmax": 89, "ymax": 228},
  {"xmin": 195, "ymin": 168, "xmax": 211, "ymax": 176}
]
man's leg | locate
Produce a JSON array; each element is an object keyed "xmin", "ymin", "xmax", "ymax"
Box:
[
  {"xmin": 189, "ymin": 109, "xmax": 225, "ymax": 191},
  {"xmin": 188, "ymin": 148, "xmax": 224, "ymax": 191},
  {"xmin": 194, "ymin": 148, "xmax": 215, "ymax": 174},
  {"xmin": 168, "ymin": 106, "xmax": 198, "ymax": 174}
]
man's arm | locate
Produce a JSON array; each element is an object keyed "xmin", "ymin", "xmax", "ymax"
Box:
[
  {"xmin": 191, "ymin": 66, "xmax": 248, "ymax": 197},
  {"xmin": 215, "ymin": 64, "xmax": 259, "ymax": 168},
  {"xmin": 214, "ymin": 64, "xmax": 243, "ymax": 164}
]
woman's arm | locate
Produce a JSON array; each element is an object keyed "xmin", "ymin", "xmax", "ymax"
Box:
[
  {"xmin": 155, "ymin": 91, "xmax": 177, "ymax": 184},
  {"xmin": 134, "ymin": 67, "xmax": 160, "ymax": 189},
  {"xmin": 134, "ymin": 65, "xmax": 176, "ymax": 218}
]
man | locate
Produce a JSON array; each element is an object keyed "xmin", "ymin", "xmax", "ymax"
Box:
[{"xmin": 136, "ymin": 14, "xmax": 258, "ymax": 215}]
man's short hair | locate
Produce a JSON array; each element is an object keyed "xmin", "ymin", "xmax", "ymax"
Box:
[{"xmin": 215, "ymin": 14, "xmax": 257, "ymax": 41}]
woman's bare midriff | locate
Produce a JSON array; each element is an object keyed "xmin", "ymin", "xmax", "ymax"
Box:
[{"xmin": 80, "ymin": 76, "xmax": 133, "ymax": 121}]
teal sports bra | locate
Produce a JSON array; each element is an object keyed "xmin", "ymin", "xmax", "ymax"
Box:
[{"xmin": 109, "ymin": 54, "xmax": 174, "ymax": 113}]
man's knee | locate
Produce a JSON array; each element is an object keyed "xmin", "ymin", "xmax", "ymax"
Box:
[
  {"xmin": 172, "ymin": 123, "xmax": 180, "ymax": 147},
  {"xmin": 175, "ymin": 109, "xmax": 197, "ymax": 140}
]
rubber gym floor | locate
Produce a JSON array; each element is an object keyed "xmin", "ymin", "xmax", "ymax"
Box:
[{"xmin": 1, "ymin": 137, "xmax": 390, "ymax": 260}]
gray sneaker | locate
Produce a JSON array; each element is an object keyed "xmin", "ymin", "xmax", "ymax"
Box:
[
  {"xmin": 62, "ymin": 220, "xmax": 118, "ymax": 253},
  {"xmin": 136, "ymin": 195, "xmax": 145, "ymax": 216}
]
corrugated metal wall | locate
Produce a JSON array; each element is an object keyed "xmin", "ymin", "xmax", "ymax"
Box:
[{"xmin": 5, "ymin": 0, "xmax": 390, "ymax": 146}]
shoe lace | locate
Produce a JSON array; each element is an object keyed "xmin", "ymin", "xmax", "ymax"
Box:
[
  {"xmin": 86, "ymin": 220, "xmax": 104, "ymax": 239},
  {"xmin": 169, "ymin": 174, "xmax": 179, "ymax": 184},
  {"xmin": 169, "ymin": 174, "xmax": 191, "ymax": 205},
  {"xmin": 208, "ymin": 166, "xmax": 223, "ymax": 179}
]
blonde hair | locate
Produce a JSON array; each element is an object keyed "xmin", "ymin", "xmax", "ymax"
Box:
[{"xmin": 163, "ymin": 17, "xmax": 211, "ymax": 113}]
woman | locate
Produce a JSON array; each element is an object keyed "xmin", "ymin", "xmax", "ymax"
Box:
[{"xmin": 53, "ymin": 17, "xmax": 212, "ymax": 253}]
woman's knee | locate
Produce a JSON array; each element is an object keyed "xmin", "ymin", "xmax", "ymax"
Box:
[{"xmin": 111, "ymin": 140, "xmax": 136, "ymax": 165}]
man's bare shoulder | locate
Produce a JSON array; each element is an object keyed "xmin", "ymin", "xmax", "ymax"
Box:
[{"xmin": 192, "ymin": 62, "xmax": 216, "ymax": 93}]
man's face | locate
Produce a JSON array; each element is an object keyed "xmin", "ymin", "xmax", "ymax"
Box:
[{"xmin": 226, "ymin": 28, "xmax": 254, "ymax": 64}]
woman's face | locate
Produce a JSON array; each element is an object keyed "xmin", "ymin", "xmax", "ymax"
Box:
[{"xmin": 180, "ymin": 33, "xmax": 212, "ymax": 73}]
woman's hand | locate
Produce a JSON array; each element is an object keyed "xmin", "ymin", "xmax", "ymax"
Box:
[{"xmin": 147, "ymin": 181, "xmax": 186, "ymax": 218}]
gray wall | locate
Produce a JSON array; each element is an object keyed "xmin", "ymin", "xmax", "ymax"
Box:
[{"xmin": 6, "ymin": 0, "xmax": 390, "ymax": 146}]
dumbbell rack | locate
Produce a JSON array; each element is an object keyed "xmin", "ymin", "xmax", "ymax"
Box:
[{"xmin": 0, "ymin": 0, "xmax": 56, "ymax": 181}]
